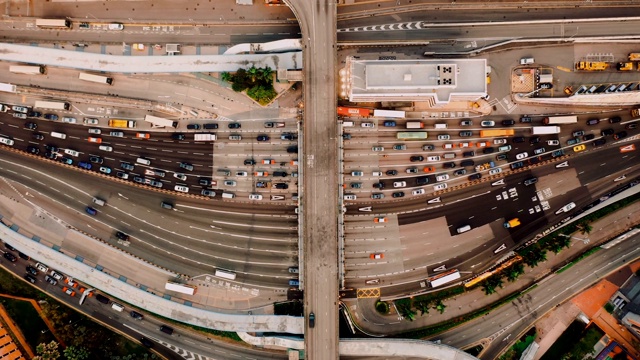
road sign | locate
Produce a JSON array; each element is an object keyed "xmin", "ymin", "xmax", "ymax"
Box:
[
  {"xmin": 427, "ymin": 197, "xmax": 441, "ymax": 204},
  {"xmin": 620, "ymin": 144, "xmax": 636, "ymax": 153},
  {"xmin": 358, "ymin": 206, "xmax": 372, "ymax": 212},
  {"xmin": 555, "ymin": 161, "xmax": 569, "ymax": 168},
  {"xmin": 491, "ymin": 179, "xmax": 505, "ymax": 186}
]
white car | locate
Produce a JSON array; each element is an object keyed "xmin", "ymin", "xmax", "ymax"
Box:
[
  {"xmin": 62, "ymin": 117, "xmax": 77, "ymax": 123},
  {"xmin": 547, "ymin": 140, "xmax": 560, "ymax": 146},
  {"xmin": 372, "ymin": 146, "xmax": 384, "ymax": 152},
  {"xmin": 488, "ymin": 168, "xmax": 502, "ymax": 175},
  {"xmin": 344, "ymin": 194, "xmax": 357, "ymax": 200},
  {"xmin": 481, "ymin": 120, "xmax": 495, "ymax": 127},
  {"xmin": 235, "ymin": 171, "xmax": 248, "ymax": 177},
  {"xmin": 442, "ymin": 143, "xmax": 454, "ymax": 149},
  {"xmin": 459, "ymin": 142, "xmax": 472, "ymax": 148},
  {"xmin": 174, "ymin": 173, "xmax": 187, "ymax": 181},
  {"xmin": 555, "ymin": 202, "xmax": 576, "ymax": 215},
  {"xmin": 12, "ymin": 113, "xmax": 27, "ymax": 119},
  {"xmin": 224, "ymin": 180, "xmax": 237, "ymax": 187},
  {"xmin": 393, "ymin": 181, "xmax": 406, "ymax": 188},
  {"xmin": 516, "ymin": 152, "xmax": 529, "ymax": 160},
  {"xmin": 412, "ymin": 189, "xmax": 426, "ymax": 195},
  {"xmin": 12, "ymin": 106, "xmax": 29, "ymax": 113},
  {"xmin": 433, "ymin": 183, "xmax": 448, "ymax": 191},
  {"xmin": 372, "ymin": 171, "xmax": 382, "ymax": 176},
  {"xmin": 174, "ymin": 185, "xmax": 189, "ymax": 193},
  {"xmin": 84, "ymin": 118, "xmax": 99, "ymax": 125},
  {"xmin": 249, "ymin": 194, "xmax": 263, "ymax": 200},
  {"xmin": 88, "ymin": 128, "xmax": 101, "ymax": 134},
  {"xmin": 493, "ymin": 138, "xmax": 507, "ymax": 145},
  {"xmin": 98, "ymin": 145, "xmax": 113, "ymax": 152},
  {"xmin": 437, "ymin": 134, "xmax": 450, "ymax": 140},
  {"xmin": 361, "ymin": 122, "xmax": 375, "ymax": 128},
  {"xmin": 108, "ymin": 23, "xmax": 124, "ymax": 30},
  {"xmin": 436, "ymin": 174, "xmax": 449, "ymax": 181},
  {"xmin": 427, "ymin": 156, "xmax": 441, "ymax": 162}
]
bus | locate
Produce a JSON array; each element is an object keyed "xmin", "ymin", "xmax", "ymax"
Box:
[
  {"xmin": 34, "ymin": 100, "xmax": 70, "ymax": 110},
  {"xmin": 214, "ymin": 269, "xmax": 237, "ymax": 280},
  {"xmin": 164, "ymin": 281, "xmax": 197, "ymax": 295},
  {"xmin": 543, "ymin": 115, "xmax": 578, "ymax": 125},
  {"xmin": 144, "ymin": 115, "xmax": 177, "ymax": 128},
  {"xmin": 479, "ymin": 129, "xmax": 515, "ymax": 137},
  {"xmin": 79, "ymin": 72, "xmax": 113, "ymax": 85},
  {"xmin": 9, "ymin": 65, "xmax": 45, "ymax": 75},
  {"xmin": 35, "ymin": 19, "xmax": 71, "ymax": 28},
  {"xmin": 428, "ymin": 269, "xmax": 461, "ymax": 288},
  {"xmin": 397, "ymin": 131, "xmax": 428, "ymax": 140},
  {"xmin": 373, "ymin": 109, "xmax": 405, "ymax": 118}
]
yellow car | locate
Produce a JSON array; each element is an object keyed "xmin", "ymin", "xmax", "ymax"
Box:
[{"xmin": 573, "ymin": 144, "xmax": 586, "ymax": 153}]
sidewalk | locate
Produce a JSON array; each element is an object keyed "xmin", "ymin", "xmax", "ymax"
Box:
[{"xmin": 348, "ymin": 199, "xmax": 640, "ymax": 335}]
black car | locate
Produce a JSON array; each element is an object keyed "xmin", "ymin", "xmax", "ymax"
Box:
[
  {"xmin": 442, "ymin": 162, "xmax": 456, "ymax": 169},
  {"xmin": 115, "ymin": 231, "xmax": 130, "ymax": 241},
  {"xmin": 257, "ymin": 135, "xmax": 270, "ymax": 142},
  {"xmin": 24, "ymin": 122, "xmax": 37, "ymax": 130},
  {"xmin": 496, "ymin": 154, "xmax": 508, "ymax": 161},
  {"xmin": 27, "ymin": 111, "xmax": 42, "ymax": 118},
  {"xmin": 140, "ymin": 337, "xmax": 154, "ymax": 348},
  {"xmin": 203, "ymin": 123, "xmax": 218, "ymax": 129},
  {"xmin": 529, "ymin": 136, "xmax": 541, "ymax": 144},
  {"xmin": 116, "ymin": 171, "xmax": 128, "ymax": 179},
  {"xmin": 130, "ymin": 311, "xmax": 144, "ymax": 320},
  {"xmin": 512, "ymin": 136, "xmax": 525, "ymax": 143},
  {"xmin": 416, "ymin": 176, "xmax": 429, "ymax": 185},
  {"xmin": 609, "ymin": 116, "xmax": 622, "ymax": 124},
  {"xmin": 287, "ymin": 146, "xmax": 298, "ymax": 153},
  {"xmin": 459, "ymin": 131, "xmax": 473, "ymax": 137},
  {"xmin": 244, "ymin": 159, "xmax": 256, "ymax": 166},
  {"xmin": 133, "ymin": 176, "xmax": 144, "ymax": 183},
  {"xmin": 44, "ymin": 144, "xmax": 58, "ymax": 152},
  {"xmin": 96, "ymin": 294, "xmax": 110, "ymax": 304},
  {"xmin": 27, "ymin": 146, "xmax": 39, "ymax": 155},
  {"xmin": 228, "ymin": 123, "xmax": 241, "ymax": 129},
  {"xmin": 171, "ymin": 133, "xmax": 186, "ymax": 140},
  {"xmin": 18, "ymin": 252, "xmax": 30, "ymax": 260},
  {"xmin": 586, "ymin": 118, "xmax": 600, "ymax": 126},
  {"xmin": 502, "ymin": 119, "xmax": 515, "ymax": 126},
  {"xmin": 593, "ymin": 138, "xmax": 607, "ymax": 146},
  {"xmin": 510, "ymin": 161, "xmax": 525, "ymax": 170},
  {"xmin": 273, "ymin": 171, "xmax": 288, "ymax": 177},
  {"xmin": 79, "ymin": 22, "xmax": 90, "ymax": 29},
  {"xmin": 309, "ymin": 312, "xmax": 315, "ymax": 328},
  {"xmin": 520, "ymin": 116, "xmax": 532, "ymax": 123},
  {"xmin": 583, "ymin": 134, "xmax": 595, "ymax": 141},
  {"xmin": 281, "ymin": 133, "xmax": 295, "ymax": 141},
  {"xmin": 538, "ymin": 83, "xmax": 553, "ymax": 89},
  {"xmin": 43, "ymin": 114, "xmax": 58, "ymax": 121},
  {"xmin": 482, "ymin": 147, "xmax": 495, "ymax": 154},
  {"xmin": 199, "ymin": 178, "xmax": 212, "ymax": 186},
  {"xmin": 186, "ymin": 124, "xmax": 201, "ymax": 130},
  {"xmin": 24, "ymin": 274, "xmax": 36, "ymax": 284},
  {"xmin": 274, "ymin": 183, "xmax": 289, "ymax": 189},
  {"xmin": 601, "ymin": 128, "xmax": 615, "ymax": 136},
  {"xmin": 33, "ymin": 133, "xmax": 45, "ymax": 141},
  {"xmin": 343, "ymin": 133, "xmax": 352, "ymax": 140},
  {"xmin": 613, "ymin": 131, "xmax": 628, "ymax": 140},
  {"xmin": 3, "ymin": 252, "xmax": 17, "ymax": 262},
  {"xmin": 385, "ymin": 170, "xmax": 398, "ymax": 176},
  {"xmin": 26, "ymin": 266, "xmax": 38, "ymax": 276},
  {"xmin": 89, "ymin": 156, "xmax": 103, "ymax": 164},
  {"xmin": 373, "ymin": 182, "xmax": 385, "ymax": 189},
  {"xmin": 392, "ymin": 191, "xmax": 405, "ymax": 198},
  {"xmin": 468, "ymin": 173, "xmax": 482, "ymax": 181},
  {"xmin": 410, "ymin": 156, "xmax": 424, "ymax": 162},
  {"xmin": 460, "ymin": 160, "xmax": 475, "ymax": 167}
]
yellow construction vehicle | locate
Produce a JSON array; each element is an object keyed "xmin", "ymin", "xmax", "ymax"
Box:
[
  {"xmin": 575, "ymin": 62, "xmax": 608, "ymax": 71},
  {"xmin": 617, "ymin": 62, "xmax": 634, "ymax": 71},
  {"xmin": 503, "ymin": 218, "xmax": 521, "ymax": 228}
]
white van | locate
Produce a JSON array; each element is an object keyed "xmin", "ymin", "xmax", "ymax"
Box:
[
  {"xmin": 92, "ymin": 197, "xmax": 105, "ymax": 206},
  {"xmin": 136, "ymin": 157, "xmax": 151, "ymax": 165},
  {"xmin": 520, "ymin": 57, "xmax": 534, "ymax": 65},
  {"xmin": 434, "ymin": 123, "xmax": 448, "ymax": 129},
  {"xmin": 111, "ymin": 303, "xmax": 124, "ymax": 312},
  {"xmin": 457, "ymin": 225, "xmax": 472, "ymax": 234},
  {"xmin": 222, "ymin": 192, "xmax": 235, "ymax": 199},
  {"xmin": 51, "ymin": 132, "xmax": 67, "ymax": 139},
  {"xmin": 342, "ymin": 121, "xmax": 354, "ymax": 127},
  {"xmin": 64, "ymin": 149, "xmax": 80, "ymax": 157}
]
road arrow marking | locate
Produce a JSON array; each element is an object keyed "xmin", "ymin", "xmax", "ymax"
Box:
[
  {"xmin": 491, "ymin": 179, "xmax": 505, "ymax": 186},
  {"xmin": 427, "ymin": 197, "xmax": 441, "ymax": 203},
  {"xmin": 620, "ymin": 144, "xmax": 636, "ymax": 153},
  {"xmin": 555, "ymin": 161, "xmax": 569, "ymax": 168},
  {"xmin": 358, "ymin": 207, "xmax": 372, "ymax": 212}
]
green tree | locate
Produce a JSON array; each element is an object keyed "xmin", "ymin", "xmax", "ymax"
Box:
[
  {"xmin": 506, "ymin": 262, "xmax": 525, "ymax": 282},
  {"xmin": 63, "ymin": 346, "xmax": 90, "ymax": 360},
  {"xmin": 33, "ymin": 341, "xmax": 60, "ymax": 360},
  {"xmin": 395, "ymin": 298, "xmax": 417, "ymax": 321},
  {"xmin": 247, "ymin": 67, "xmax": 259, "ymax": 82},
  {"xmin": 433, "ymin": 299, "xmax": 447, "ymax": 314},
  {"xmin": 523, "ymin": 246, "xmax": 547, "ymax": 268},
  {"xmin": 258, "ymin": 66, "xmax": 273, "ymax": 82},
  {"xmin": 482, "ymin": 281, "xmax": 497, "ymax": 295},
  {"xmin": 415, "ymin": 299, "xmax": 430, "ymax": 316},
  {"xmin": 221, "ymin": 72, "xmax": 232, "ymax": 82},
  {"xmin": 576, "ymin": 221, "xmax": 593, "ymax": 235}
]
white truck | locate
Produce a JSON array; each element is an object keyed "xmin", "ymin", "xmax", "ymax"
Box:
[
  {"xmin": 531, "ymin": 126, "xmax": 561, "ymax": 135},
  {"xmin": 194, "ymin": 133, "xmax": 216, "ymax": 141}
]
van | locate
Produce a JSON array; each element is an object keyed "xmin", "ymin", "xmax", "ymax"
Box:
[
  {"xmin": 443, "ymin": 153, "xmax": 456, "ymax": 159},
  {"xmin": 520, "ymin": 57, "xmax": 534, "ymax": 65},
  {"xmin": 111, "ymin": 303, "xmax": 124, "ymax": 312},
  {"xmin": 229, "ymin": 135, "xmax": 242, "ymax": 140},
  {"xmin": 457, "ymin": 225, "xmax": 471, "ymax": 233},
  {"xmin": 159, "ymin": 325, "xmax": 174, "ymax": 335},
  {"xmin": 92, "ymin": 197, "xmax": 106, "ymax": 206},
  {"xmin": 342, "ymin": 121, "xmax": 354, "ymax": 127},
  {"xmin": 64, "ymin": 149, "xmax": 80, "ymax": 157},
  {"xmin": 51, "ymin": 132, "xmax": 67, "ymax": 139},
  {"xmin": 136, "ymin": 157, "xmax": 151, "ymax": 165},
  {"xmin": 434, "ymin": 123, "xmax": 447, "ymax": 129},
  {"xmin": 222, "ymin": 192, "xmax": 235, "ymax": 199}
]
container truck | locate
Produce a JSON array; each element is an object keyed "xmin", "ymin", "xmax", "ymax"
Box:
[
  {"xmin": 575, "ymin": 62, "xmax": 608, "ymax": 71},
  {"xmin": 336, "ymin": 107, "xmax": 371, "ymax": 117},
  {"xmin": 503, "ymin": 218, "xmax": 521, "ymax": 228},
  {"xmin": 373, "ymin": 109, "xmax": 405, "ymax": 118},
  {"xmin": 0, "ymin": 83, "xmax": 17, "ymax": 93},
  {"xmin": 108, "ymin": 119, "xmax": 136, "ymax": 128},
  {"xmin": 532, "ymin": 126, "xmax": 561, "ymax": 135},
  {"xmin": 194, "ymin": 133, "xmax": 217, "ymax": 141},
  {"xmin": 543, "ymin": 116, "xmax": 577, "ymax": 125},
  {"xmin": 406, "ymin": 121, "xmax": 424, "ymax": 129},
  {"xmin": 479, "ymin": 129, "xmax": 515, "ymax": 137}
]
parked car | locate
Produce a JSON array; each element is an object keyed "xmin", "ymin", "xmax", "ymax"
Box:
[
  {"xmin": 480, "ymin": 120, "xmax": 495, "ymax": 127},
  {"xmin": 410, "ymin": 155, "xmax": 424, "ymax": 162}
]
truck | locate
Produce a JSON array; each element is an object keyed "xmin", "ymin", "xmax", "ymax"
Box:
[
  {"xmin": 543, "ymin": 116, "xmax": 577, "ymax": 125},
  {"xmin": 617, "ymin": 62, "xmax": 634, "ymax": 71},
  {"xmin": 479, "ymin": 129, "xmax": 515, "ymax": 137},
  {"xmin": 629, "ymin": 53, "xmax": 640, "ymax": 61},
  {"xmin": 194, "ymin": 133, "xmax": 216, "ymax": 141},
  {"xmin": 503, "ymin": 218, "xmax": 521, "ymax": 228},
  {"xmin": 532, "ymin": 126, "xmax": 561, "ymax": 135},
  {"xmin": 475, "ymin": 161, "xmax": 495, "ymax": 172},
  {"xmin": 406, "ymin": 121, "xmax": 424, "ymax": 129},
  {"xmin": 575, "ymin": 62, "xmax": 608, "ymax": 71},
  {"xmin": 108, "ymin": 119, "xmax": 136, "ymax": 128},
  {"xmin": 0, "ymin": 83, "xmax": 17, "ymax": 93},
  {"xmin": 337, "ymin": 107, "xmax": 372, "ymax": 117}
]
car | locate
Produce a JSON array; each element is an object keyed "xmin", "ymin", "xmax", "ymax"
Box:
[
  {"xmin": 26, "ymin": 266, "xmax": 38, "ymax": 276},
  {"xmin": 573, "ymin": 144, "xmax": 586, "ymax": 152},
  {"xmin": 586, "ymin": 118, "xmax": 600, "ymax": 126},
  {"xmin": 89, "ymin": 156, "xmax": 103, "ymax": 164},
  {"xmin": 433, "ymin": 183, "xmax": 448, "ymax": 191},
  {"xmin": 198, "ymin": 178, "xmax": 212, "ymax": 186},
  {"xmin": 566, "ymin": 138, "xmax": 580, "ymax": 146},
  {"xmin": 601, "ymin": 128, "xmax": 615, "ymax": 136},
  {"xmin": 171, "ymin": 133, "xmax": 186, "ymax": 140},
  {"xmin": 493, "ymin": 138, "xmax": 507, "ymax": 145},
  {"xmin": 24, "ymin": 274, "xmax": 36, "ymax": 284},
  {"xmin": 28, "ymin": 111, "xmax": 42, "ymax": 118},
  {"xmin": 88, "ymin": 128, "xmax": 101, "ymax": 135},
  {"xmin": 453, "ymin": 169, "xmax": 467, "ymax": 176},
  {"xmin": 459, "ymin": 142, "xmax": 472, "ymax": 148},
  {"xmin": 374, "ymin": 217, "xmax": 388, "ymax": 223},
  {"xmin": 12, "ymin": 105, "xmax": 29, "ymax": 113},
  {"xmin": 555, "ymin": 202, "xmax": 576, "ymax": 215},
  {"xmin": 27, "ymin": 145, "xmax": 39, "ymax": 154},
  {"xmin": 533, "ymin": 147, "xmax": 545, "ymax": 155},
  {"xmin": 201, "ymin": 189, "xmax": 216, "ymax": 197},
  {"xmin": 85, "ymin": 206, "xmax": 97, "ymax": 216},
  {"xmin": 385, "ymin": 170, "xmax": 398, "ymax": 176},
  {"xmin": 410, "ymin": 155, "xmax": 424, "ymax": 162},
  {"xmin": 480, "ymin": 120, "xmax": 495, "ymax": 127},
  {"xmin": 59, "ymin": 157, "xmax": 73, "ymax": 165},
  {"xmin": 547, "ymin": 140, "xmax": 560, "ymax": 146},
  {"xmin": 130, "ymin": 311, "xmax": 144, "ymax": 320},
  {"xmin": 371, "ymin": 193, "xmax": 385, "ymax": 199},
  {"xmin": 133, "ymin": 176, "xmax": 144, "ymax": 184},
  {"xmin": 33, "ymin": 133, "xmax": 45, "ymax": 141},
  {"xmin": 437, "ymin": 134, "xmax": 450, "ymax": 140},
  {"xmin": 115, "ymin": 231, "xmax": 130, "ymax": 241},
  {"xmin": 416, "ymin": 176, "xmax": 429, "ymax": 185},
  {"xmin": 393, "ymin": 181, "xmax": 406, "ymax": 188},
  {"xmin": 45, "ymin": 275, "xmax": 57, "ymax": 285},
  {"xmin": 12, "ymin": 113, "xmax": 27, "ymax": 119},
  {"xmin": 88, "ymin": 137, "xmax": 102, "ymax": 143},
  {"xmin": 524, "ymin": 177, "xmax": 538, "ymax": 186},
  {"xmin": 273, "ymin": 171, "xmax": 288, "ymax": 177},
  {"xmin": 510, "ymin": 161, "xmax": 525, "ymax": 170},
  {"xmin": 442, "ymin": 162, "xmax": 456, "ymax": 169},
  {"xmin": 392, "ymin": 191, "xmax": 405, "ymax": 198},
  {"xmin": 422, "ymin": 144, "xmax": 435, "ymax": 151},
  {"xmin": 583, "ymin": 134, "xmax": 595, "ymax": 141},
  {"xmin": 62, "ymin": 117, "xmax": 77, "ymax": 123},
  {"xmin": 442, "ymin": 143, "xmax": 455, "ymax": 149},
  {"xmin": 308, "ymin": 312, "xmax": 316, "ymax": 328},
  {"xmin": 116, "ymin": 171, "xmax": 129, "ymax": 179},
  {"xmin": 99, "ymin": 166, "xmax": 111, "ymax": 174},
  {"xmin": 84, "ymin": 117, "xmax": 99, "ymax": 125},
  {"xmin": 342, "ymin": 133, "xmax": 352, "ymax": 140},
  {"xmin": 468, "ymin": 173, "xmax": 482, "ymax": 181},
  {"xmin": 520, "ymin": 116, "xmax": 532, "ymax": 123},
  {"xmin": 460, "ymin": 120, "xmax": 473, "ymax": 126},
  {"xmin": 109, "ymin": 131, "xmax": 124, "ymax": 137},
  {"xmin": 501, "ymin": 119, "xmax": 515, "ymax": 126},
  {"xmin": 63, "ymin": 287, "xmax": 76, "ymax": 297},
  {"xmin": 351, "ymin": 171, "xmax": 364, "ymax": 176},
  {"xmin": 262, "ymin": 159, "xmax": 276, "ymax": 165},
  {"xmin": 179, "ymin": 162, "xmax": 194, "ymax": 171},
  {"xmin": 186, "ymin": 124, "xmax": 201, "ymax": 130},
  {"xmin": 539, "ymin": 83, "xmax": 553, "ymax": 89},
  {"xmin": 224, "ymin": 180, "xmax": 237, "ymax": 187},
  {"xmin": 235, "ymin": 171, "xmax": 248, "ymax": 177},
  {"xmin": 625, "ymin": 123, "xmax": 638, "ymax": 130},
  {"xmin": 286, "ymin": 146, "xmax": 298, "ymax": 154},
  {"xmin": 350, "ymin": 182, "xmax": 362, "ymax": 189},
  {"xmin": 423, "ymin": 166, "xmax": 436, "ymax": 173},
  {"xmin": 516, "ymin": 152, "xmax": 528, "ymax": 160},
  {"xmin": 244, "ymin": 159, "xmax": 256, "ymax": 166},
  {"xmin": 476, "ymin": 141, "xmax": 490, "ymax": 148},
  {"xmin": 121, "ymin": 162, "xmax": 134, "ymax": 171},
  {"xmin": 370, "ymin": 253, "xmax": 384, "ymax": 259},
  {"xmin": 257, "ymin": 135, "xmax": 270, "ymax": 142},
  {"xmin": 3, "ymin": 252, "xmax": 16, "ymax": 262},
  {"xmin": 427, "ymin": 156, "xmax": 440, "ymax": 162},
  {"xmin": 372, "ymin": 171, "xmax": 383, "ymax": 176},
  {"xmin": 226, "ymin": 122, "xmax": 241, "ymax": 129},
  {"xmin": 512, "ymin": 136, "xmax": 525, "ymax": 143},
  {"xmin": 436, "ymin": 174, "xmax": 449, "ymax": 181},
  {"xmin": 174, "ymin": 173, "xmax": 187, "ymax": 181},
  {"xmin": 249, "ymin": 194, "xmax": 263, "ymax": 200},
  {"xmin": 274, "ymin": 183, "xmax": 289, "ymax": 189},
  {"xmin": 406, "ymin": 167, "xmax": 418, "ymax": 174},
  {"xmin": 412, "ymin": 189, "xmax": 426, "ymax": 195},
  {"xmin": 108, "ymin": 23, "xmax": 124, "ymax": 30},
  {"xmin": 551, "ymin": 149, "xmax": 564, "ymax": 158},
  {"xmin": 393, "ymin": 144, "xmax": 406, "ymax": 150},
  {"xmin": 78, "ymin": 162, "xmax": 92, "ymax": 170},
  {"xmin": 529, "ymin": 136, "xmax": 541, "ymax": 144},
  {"xmin": 43, "ymin": 113, "xmax": 58, "ymax": 121},
  {"xmin": 135, "ymin": 133, "xmax": 150, "ymax": 139},
  {"xmin": 570, "ymin": 130, "xmax": 585, "ymax": 137},
  {"xmin": 24, "ymin": 122, "xmax": 37, "ymax": 130},
  {"xmin": 613, "ymin": 131, "xmax": 628, "ymax": 140},
  {"xmin": 483, "ymin": 147, "xmax": 495, "ymax": 154},
  {"xmin": 361, "ymin": 122, "xmax": 375, "ymax": 128},
  {"xmin": 203, "ymin": 123, "xmax": 219, "ymax": 129},
  {"xmin": 372, "ymin": 146, "xmax": 384, "ymax": 152},
  {"xmin": 593, "ymin": 138, "xmax": 606, "ymax": 147},
  {"xmin": 609, "ymin": 116, "xmax": 622, "ymax": 124},
  {"xmin": 383, "ymin": 121, "xmax": 396, "ymax": 127},
  {"xmin": 372, "ymin": 182, "xmax": 385, "ymax": 189}
]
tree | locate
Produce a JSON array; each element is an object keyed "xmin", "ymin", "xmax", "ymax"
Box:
[
  {"xmin": 433, "ymin": 299, "xmax": 447, "ymax": 314},
  {"xmin": 247, "ymin": 66, "xmax": 259, "ymax": 82},
  {"xmin": 221, "ymin": 72, "xmax": 232, "ymax": 82},
  {"xmin": 506, "ymin": 263, "xmax": 525, "ymax": 282},
  {"xmin": 576, "ymin": 221, "xmax": 593, "ymax": 235},
  {"xmin": 395, "ymin": 298, "xmax": 417, "ymax": 321},
  {"xmin": 33, "ymin": 341, "xmax": 60, "ymax": 360},
  {"xmin": 523, "ymin": 247, "xmax": 547, "ymax": 268},
  {"xmin": 63, "ymin": 346, "xmax": 90, "ymax": 360},
  {"xmin": 482, "ymin": 281, "xmax": 497, "ymax": 295},
  {"xmin": 258, "ymin": 66, "xmax": 274, "ymax": 82},
  {"xmin": 415, "ymin": 299, "xmax": 430, "ymax": 316}
]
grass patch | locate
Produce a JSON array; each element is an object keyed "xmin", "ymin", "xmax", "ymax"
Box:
[{"xmin": 0, "ymin": 298, "xmax": 54, "ymax": 350}]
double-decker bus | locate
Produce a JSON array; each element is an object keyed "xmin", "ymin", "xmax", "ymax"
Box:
[
  {"xmin": 79, "ymin": 72, "xmax": 113, "ymax": 85},
  {"xmin": 428, "ymin": 269, "xmax": 461, "ymax": 288},
  {"xmin": 35, "ymin": 19, "xmax": 71, "ymax": 28},
  {"xmin": 34, "ymin": 100, "xmax": 70, "ymax": 110},
  {"xmin": 9, "ymin": 65, "xmax": 45, "ymax": 75},
  {"xmin": 543, "ymin": 115, "xmax": 578, "ymax": 125},
  {"xmin": 397, "ymin": 131, "xmax": 428, "ymax": 140},
  {"xmin": 214, "ymin": 269, "xmax": 237, "ymax": 280},
  {"xmin": 479, "ymin": 129, "xmax": 515, "ymax": 137}
]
